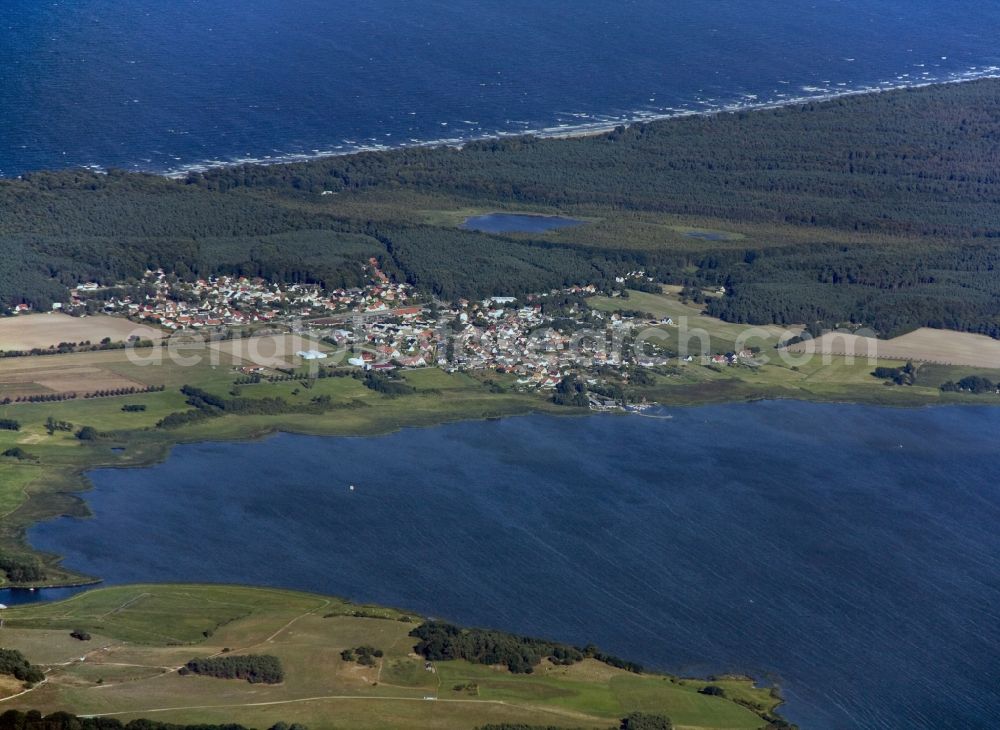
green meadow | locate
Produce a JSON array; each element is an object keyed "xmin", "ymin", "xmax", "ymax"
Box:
[{"xmin": 0, "ymin": 584, "xmax": 784, "ymax": 730}]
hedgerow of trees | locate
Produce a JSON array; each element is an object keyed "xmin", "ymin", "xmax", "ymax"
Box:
[
  {"xmin": 0, "ymin": 709, "xmax": 306, "ymax": 730},
  {"xmin": 181, "ymin": 654, "xmax": 284, "ymax": 684},
  {"xmin": 409, "ymin": 621, "xmax": 642, "ymax": 674},
  {"xmin": 941, "ymin": 375, "xmax": 998, "ymax": 394}
]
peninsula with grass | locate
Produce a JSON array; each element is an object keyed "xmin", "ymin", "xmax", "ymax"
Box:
[{"xmin": 0, "ymin": 584, "xmax": 790, "ymax": 730}]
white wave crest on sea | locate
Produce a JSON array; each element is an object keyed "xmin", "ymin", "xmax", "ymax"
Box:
[{"xmin": 108, "ymin": 64, "xmax": 999, "ymax": 180}]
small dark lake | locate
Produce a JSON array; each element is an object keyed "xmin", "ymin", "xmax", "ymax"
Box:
[
  {"xmin": 460, "ymin": 213, "xmax": 585, "ymax": 234},
  {"xmin": 29, "ymin": 402, "xmax": 1000, "ymax": 729}
]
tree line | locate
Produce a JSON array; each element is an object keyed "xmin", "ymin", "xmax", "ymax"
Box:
[
  {"xmin": 0, "ymin": 339, "xmax": 155, "ymax": 359},
  {"xmin": 409, "ymin": 621, "xmax": 642, "ymax": 675},
  {"xmin": 156, "ymin": 385, "xmax": 336, "ymax": 429},
  {"xmin": 0, "ymin": 710, "xmax": 305, "ymax": 730},
  {"xmin": 2, "ymin": 385, "xmax": 164, "ymax": 406},
  {"xmin": 941, "ymin": 375, "xmax": 998, "ymax": 394},
  {"xmin": 180, "ymin": 655, "xmax": 284, "ymax": 685}
]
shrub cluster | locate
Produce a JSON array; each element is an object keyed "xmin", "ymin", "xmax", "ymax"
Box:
[
  {"xmin": 552, "ymin": 375, "xmax": 588, "ymax": 407},
  {"xmin": 340, "ymin": 646, "xmax": 384, "ymax": 666},
  {"xmin": 0, "ymin": 649, "xmax": 45, "ymax": 685},
  {"xmin": 44, "ymin": 417, "xmax": 73, "ymax": 434},
  {"xmin": 409, "ymin": 621, "xmax": 641, "ymax": 675},
  {"xmin": 620, "ymin": 714, "xmax": 674, "ymax": 730},
  {"xmin": 76, "ymin": 426, "xmax": 100, "ymax": 441},
  {"xmin": 356, "ymin": 370, "xmax": 415, "ymax": 396},
  {"xmin": 0, "ymin": 554, "xmax": 45, "ymax": 583},
  {"xmin": 872, "ymin": 362, "xmax": 915, "ymax": 386},
  {"xmin": 2, "ymin": 447, "xmax": 36, "ymax": 461},
  {"xmin": 941, "ymin": 375, "xmax": 998, "ymax": 394},
  {"xmin": 181, "ymin": 654, "xmax": 284, "ymax": 684}
]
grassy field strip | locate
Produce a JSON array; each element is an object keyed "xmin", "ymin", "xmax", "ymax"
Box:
[
  {"xmin": 78, "ymin": 693, "xmax": 614, "ymax": 723},
  {"xmin": 208, "ymin": 599, "xmax": 334, "ymax": 661},
  {"xmin": 99, "ymin": 592, "xmax": 152, "ymax": 619},
  {"xmin": 0, "ymin": 464, "xmax": 43, "ymax": 519},
  {"xmin": 262, "ymin": 601, "xmax": 332, "ymax": 644}
]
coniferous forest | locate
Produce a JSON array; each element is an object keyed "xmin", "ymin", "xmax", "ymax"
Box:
[{"xmin": 2, "ymin": 79, "xmax": 999, "ymax": 337}]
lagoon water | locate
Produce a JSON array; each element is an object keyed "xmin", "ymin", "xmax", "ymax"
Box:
[
  {"xmin": 30, "ymin": 402, "xmax": 1000, "ymax": 729},
  {"xmin": 0, "ymin": 585, "xmax": 88, "ymax": 608},
  {"xmin": 3, "ymin": 1, "xmax": 1000, "ymax": 176},
  {"xmin": 461, "ymin": 213, "xmax": 584, "ymax": 234}
]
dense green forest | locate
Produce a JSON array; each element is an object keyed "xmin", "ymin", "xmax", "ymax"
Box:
[{"xmin": 2, "ymin": 79, "xmax": 999, "ymax": 336}]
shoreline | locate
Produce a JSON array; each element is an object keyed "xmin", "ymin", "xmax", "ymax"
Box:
[
  {"xmin": 4, "ymin": 68, "xmax": 993, "ymax": 181},
  {"xmin": 163, "ymin": 70, "xmax": 1000, "ymax": 178}
]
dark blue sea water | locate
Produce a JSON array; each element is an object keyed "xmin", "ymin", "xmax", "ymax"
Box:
[
  {"xmin": 29, "ymin": 403, "xmax": 1000, "ymax": 729},
  {"xmin": 2, "ymin": 0, "xmax": 1000, "ymax": 177},
  {"xmin": 461, "ymin": 213, "xmax": 584, "ymax": 234}
]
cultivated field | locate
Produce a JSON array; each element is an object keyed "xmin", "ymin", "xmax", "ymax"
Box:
[
  {"xmin": 0, "ymin": 585, "xmax": 781, "ymax": 730},
  {"xmin": 787, "ymin": 327, "xmax": 1000, "ymax": 369},
  {"xmin": 208, "ymin": 333, "xmax": 333, "ymax": 369},
  {"xmin": 0, "ymin": 364, "xmax": 145, "ymax": 398},
  {"xmin": 0, "ymin": 313, "xmax": 163, "ymax": 351},
  {"xmin": 0, "ymin": 348, "xmax": 160, "ymax": 399}
]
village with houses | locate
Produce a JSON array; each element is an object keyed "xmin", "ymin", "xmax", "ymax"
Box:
[{"xmin": 3, "ymin": 258, "xmax": 765, "ymax": 410}]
